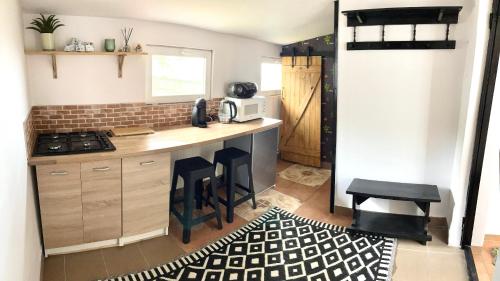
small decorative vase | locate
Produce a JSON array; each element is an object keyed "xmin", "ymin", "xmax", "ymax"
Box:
[
  {"xmin": 104, "ymin": 39, "xmax": 116, "ymax": 52},
  {"xmin": 41, "ymin": 33, "xmax": 55, "ymax": 51},
  {"xmin": 123, "ymin": 44, "xmax": 130, "ymax": 52}
]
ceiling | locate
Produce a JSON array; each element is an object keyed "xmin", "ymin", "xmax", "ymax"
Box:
[{"xmin": 21, "ymin": 0, "xmax": 334, "ymax": 45}]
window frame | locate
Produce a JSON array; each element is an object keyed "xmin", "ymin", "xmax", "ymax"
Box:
[
  {"xmin": 146, "ymin": 45, "xmax": 213, "ymax": 104},
  {"xmin": 260, "ymin": 57, "xmax": 282, "ymax": 93}
]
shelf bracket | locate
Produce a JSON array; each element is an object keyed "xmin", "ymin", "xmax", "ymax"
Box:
[
  {"xmin": 51, "ymin": 55, "xmax": 58, "ymax": 79},
  {"xmin": 117, "ymin": 54, "xmax": 125, "ymax": 78}
]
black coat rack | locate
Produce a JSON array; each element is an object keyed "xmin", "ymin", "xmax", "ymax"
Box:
[{"xmin": 342, "ymin": 6, "xmax": 462, "ymax": 50}]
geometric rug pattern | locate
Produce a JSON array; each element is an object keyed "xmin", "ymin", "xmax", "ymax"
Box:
[{"xmin": 100, "ymin": 207, "xmax": 396, "ymax": 281}]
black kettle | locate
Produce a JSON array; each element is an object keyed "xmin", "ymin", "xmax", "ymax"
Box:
[{"xmin": 192, "ymin": 98, "xmax": 208, "ymax": 128}]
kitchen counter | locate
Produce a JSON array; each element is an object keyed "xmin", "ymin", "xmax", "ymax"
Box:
[{"xmin": 28, "ymin": 118, "xmax": 282, "ymax": 166}]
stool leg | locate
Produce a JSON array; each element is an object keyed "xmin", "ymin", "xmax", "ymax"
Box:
[
  {"xmin": 182, "ymin": 179, "xmax": 195, "ymax": 244},
  {"xmin": 210, "ymin": 174, "xmax": 223, "ymax": 230},
  {"xmin": 247, "ymin": 163, "xmax": 257, "ymax": 209},
  {"xmin": 226, "ymin": 165, "xmax": 236, "ymax": 223},
  {"xmin": 195, "ymin": 179, "xmax": 203, "ymax": 210},
  {"xmin": 170, "ymin": 167, "xmax": 179, "ymax": 213}
]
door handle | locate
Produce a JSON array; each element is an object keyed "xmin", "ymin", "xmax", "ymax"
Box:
[
  {"xmin": 50, "ymin": 171, "xmax": 68, "ymax": 176},
  {"xmin": 93, "ymin": 167, "xmax": 110, "ymax": 172},
  {"xmin": 140, "ymin": 160, "xmax": 156, "ymax": 166}
]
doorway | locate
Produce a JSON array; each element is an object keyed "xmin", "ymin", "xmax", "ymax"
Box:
[{"xmin": 461, "ymin": 0, "xmax": 500, "ymax": 280}]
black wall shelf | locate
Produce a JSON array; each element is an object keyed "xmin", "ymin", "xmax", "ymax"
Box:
[
  {"xmin": 343, "ymin": 6, "xmax": 462, "ymax": 27},
  {"xmin": 348, "ymin": 40, "xmax": 456, "ymax": 50},
  {"xmin": 342, "ymin": 6, "xmax": 462, "ymax": 50}
]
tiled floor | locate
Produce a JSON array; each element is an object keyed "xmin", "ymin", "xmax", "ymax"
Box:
[
  {"xmin": 472, "ymin": 235, "xmax": 500, "ymax": 281},
  {"xmin": 42, "ymin": 160, "xmax": 469, "ymax": 281}
]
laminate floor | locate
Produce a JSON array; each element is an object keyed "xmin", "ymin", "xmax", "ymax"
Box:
[
  {"xmin": 42, "ymin": 160, "xmax": 468, "ymax": 281},
  {"xmin": 472, "ymin": 235, "xmax": 500, "ymax": 281}
]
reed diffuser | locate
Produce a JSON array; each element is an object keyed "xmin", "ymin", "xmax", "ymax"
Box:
[{"xmin": 121, "ymin": 27, "xmax": 133, "ymax": 52}]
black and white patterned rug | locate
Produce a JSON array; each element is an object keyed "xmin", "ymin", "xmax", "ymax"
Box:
[{"xmin": 103, "ymin": 207, "xmax": 396, "ymax": 281}]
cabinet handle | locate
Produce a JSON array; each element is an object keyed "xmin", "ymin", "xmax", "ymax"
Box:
[
  {"xmin": 140, "ymin": 160, "xmax": 156, "ymax": 166},
  {"xmin": 93, "ymin": 167, "xmax": 110, "ymax": 172},
  {"xmin": 50, "ymin": 171, "xmax": 68, "ymax": 176}
]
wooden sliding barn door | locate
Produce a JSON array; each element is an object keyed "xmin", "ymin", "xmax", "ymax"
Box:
[{"xmin": 280, "ymin": 56, "xmax": 322, "ymax": 167}]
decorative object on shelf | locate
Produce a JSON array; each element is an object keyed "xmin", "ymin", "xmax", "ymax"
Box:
[
  {"xmin": 63, "ymin": 38, "xmax": 94, "ymax": 52},
  {"xmin": 26, "ymin": 14, "xmax": 64, "ymax": 51},
  {"xmin": 121, "ymin": 27, "xmax": 133, "ymax": 52},
  {"xmin": 104, "ymin": 39, "xmax": 116, "ymax": 52},
  {"xmin": 135, "ymin": 43, "xmax": 143, "ymax": 53},
  {"xmin": 342, "ymin": 6, "xmax": 462, "ymax": 50},
  {"xmin": 84, "ymin": 42, "xmax": 95, "ymax": 52},
  {"xmin": 493, "ymin": 248, "xmax": 499, "ymax": 265}
]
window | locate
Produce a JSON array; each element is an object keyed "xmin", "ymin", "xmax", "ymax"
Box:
[
  {"xmin": 146, "ymin": 46, "xmax": 212, "ymax": 103},
  {"xmin": 260, "ymin": 59, "xmax": 282, "ymax": 92}
]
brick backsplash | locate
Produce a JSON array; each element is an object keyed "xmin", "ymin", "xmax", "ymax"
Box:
[{"xmin": 31, "ymin": 99, "xmax": 223, "ymax": 134}]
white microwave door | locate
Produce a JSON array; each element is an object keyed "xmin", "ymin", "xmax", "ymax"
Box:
[{"xmin": 244, "ymin": 104, "xmax": 259, "ymax": 115}]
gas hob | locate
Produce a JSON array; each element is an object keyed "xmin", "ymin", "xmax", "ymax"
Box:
[{"xmin": 32, "ymin": 131, "xmax": 115, "ymax": 156}]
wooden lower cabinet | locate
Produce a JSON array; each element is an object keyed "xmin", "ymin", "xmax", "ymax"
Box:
[
  {"xmin": 81, "ymin": 159, "xmax": 122, "ymax": 243},
  {"xmin": 37, "ymin": 163, "xmax": 83, "ymax": 248},
  {"xmin": 37, "ymin": 153, "xmax": 171, "ymax": 251},
  {"xmin": 122, "ymin": 153, "xmax": 171, "ymax": 236}
]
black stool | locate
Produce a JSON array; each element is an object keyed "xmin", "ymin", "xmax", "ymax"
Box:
[
  {"xmin": 170, "ymin": 156, "xmax": 223, "ymax": 244},
  {"xmin": 208, "ymin": 147, "xmax": 257, "ymax": 223}
]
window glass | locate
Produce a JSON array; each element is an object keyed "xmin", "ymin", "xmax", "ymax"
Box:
[
  {"xmin": 146, "ymin": 46, "xmax": 212, "ymax": 103},
  {"xmin": 261, "ymin": 62, "xmax": 282, "ymax": 91}
]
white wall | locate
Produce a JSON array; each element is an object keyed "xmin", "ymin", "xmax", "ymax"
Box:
[
  {"xmin": 447, "ymin": 0, "xmax": 491, "ymax": 247},
  {"xmin": 0, "ymin": 0, "xmax": 42, "ymax": 280},
  {"xmin": 23, "ymin": 14, "xmax": 281, "ymax": 105},
  {"xmin": 337, "ymin": 0, "xmax": 481, "ymax": 222}
]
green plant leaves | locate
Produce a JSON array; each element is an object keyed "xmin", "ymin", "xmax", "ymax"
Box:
[{"xmin": 26, "ymin": 13, "xmax": 65, "ymax": 33}]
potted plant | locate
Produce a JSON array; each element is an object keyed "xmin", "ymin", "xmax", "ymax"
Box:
[{"xmin": 26, "ymin": 14, "xmax": 64, "ymax": 51}]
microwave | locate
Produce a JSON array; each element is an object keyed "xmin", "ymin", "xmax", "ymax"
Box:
[{"xmin": 225, "ymin": 96, "xmax": 265, "ymax": 122}]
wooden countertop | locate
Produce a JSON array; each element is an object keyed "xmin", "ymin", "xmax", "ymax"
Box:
[{"xmin": 28, "ymin": 118, "xmax": 282, "ymax": 166}]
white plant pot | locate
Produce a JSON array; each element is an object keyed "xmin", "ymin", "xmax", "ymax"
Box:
[{"xmin": 41, "ymin": 33, "xmax": 55, "ymax": 51}]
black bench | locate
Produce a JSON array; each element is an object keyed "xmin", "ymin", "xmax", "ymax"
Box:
[{"xmin": 346, "ymin": 178, "xmax": 441, "ymax": 245}]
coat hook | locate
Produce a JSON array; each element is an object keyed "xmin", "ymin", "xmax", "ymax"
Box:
[
  {"xmin": 356, "ymin": 13, "xmax": 363, "ymax": 24},
  {"xmin": 438, "ymin": 9, "xmax": 444, "ymax": 22}
]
